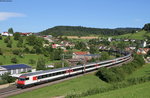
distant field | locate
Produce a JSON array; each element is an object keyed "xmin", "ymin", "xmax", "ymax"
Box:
[
  {"xmin": 86, "ymin": 81, "xmax": 150, "ymax": 98},
  {"xmin": 10, "ymin": 63, "xmax": 150, "ymax": 98},
  {"xmin": 66, "ymin": 36, "xmax": 99, "ymax": 39},
  {"xmin": 113, "ymin": 30, "xmax": 150, "ymax": 40}
]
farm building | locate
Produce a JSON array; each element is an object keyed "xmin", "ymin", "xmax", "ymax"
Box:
[
  {"xmin": 1, "ymin": 32, "xmax": 13, "ymax": 36},
  {"xmin": 0, "ymin": 64, "xmax": 32, "ymax": 75}
]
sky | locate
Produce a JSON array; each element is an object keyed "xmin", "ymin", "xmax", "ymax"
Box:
[{"xmin": 0, "ymin": 0, "xmax": 150, "ymax": 33}]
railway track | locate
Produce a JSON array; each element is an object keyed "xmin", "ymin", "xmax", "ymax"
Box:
[{"xmin": 0, "ymin": 56, "xmax": 133, "ymax": 98}]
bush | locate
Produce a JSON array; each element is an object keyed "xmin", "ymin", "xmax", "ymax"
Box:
[
  {"xmin": 96, "ymin": 54, "xmax": 145, "ymax": 83},
  {"xmin": 1, "ymin": 73, "xmax": 16, "ymax": 83},
  {"xmin": 66, "ymin": 76, "xmax": 150, "ymax": 98},
  {"xmin": 0, "ymin": 36, "xmax": 2, "ymax": 40},
  {"xmin": 29, "ymin": 59, "xmax": 36, "ymax": 65},
  {"xmin": 12, "ymin": 49, "xmax": 22, "ymax": 55},
  {"xmin": 0, "ymin": 48, "xmax": 3, "ymax": 55},
  {"xmin": 11, "ymin": 57, "xmax": 18, "ymax": 63},
  {"xmin": 4, "ymin": 36, "xmax": 10, "ymax": 43},
  {"xmin": 23, "ymin": 47, "xmax": 30, "ymax": 53}
]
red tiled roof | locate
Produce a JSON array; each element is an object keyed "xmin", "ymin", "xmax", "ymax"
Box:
[{"xmin": 73, "ymin": 51, "xmax": 88, "ymax": 55}]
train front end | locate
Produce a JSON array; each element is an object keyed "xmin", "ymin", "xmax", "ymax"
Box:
[{"xmin": 16, "ymin": 76, "xmax": 29, "ymax": 88}]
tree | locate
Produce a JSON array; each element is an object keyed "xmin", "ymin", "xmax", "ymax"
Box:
[
  {"xmin": 23, "ymin": 47, "xmax": 30, "ymax": 53},
  {"xmin": 26, "ymin": 35, "xmax": 37, "ymax": 45},
  {"xmin": 99, "ymin": 52, "xmax": 109, "ymax": 61},
  {"xmin": 89, "ymin": 45, "xmax": 99, "ymax": 54},
  {"xmin": 142, "ymin": 23, "xmax": 150, "ymax": 32},
  {"xmin": 0, "ymin": 48, "xmax": 3, "ymax": 55},
  {"xmin": 13, "ymin": 32, "xmax": 21, "ymax": 40},
  {"xmin": 4, "ymin": 36, "xmax": 10, "ymax": 43},
  {"xmin": 1, "ymin": 73, "xmax": 15, "ymax": 83},
  {"xmin": 29, "ymin": 59, "xmax": 36, "ymax": 65},
  {"xmin": 36, "ymin": 58, "xmax": 46, "ymax": 70},
  {"xmin": 8, "ymin": 28, "xmax": 14, "ymax": 34},
  {"xmin": 7, "ymin": 40, "xmax": 12, "ymax": 48},
  {"xmin": 0, "ymin": 36, "xmax": 2, "ymax": 40},
  {"xmin": 11, "ymin": 57, "xmax": 18, "ymax": 63},
  {"xmin": 12, "ymin": 49, "xmax": 22, "ymax": 55}
]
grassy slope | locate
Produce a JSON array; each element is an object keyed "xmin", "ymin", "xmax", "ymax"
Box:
[
  {"xmin": 10, "ymin": 64, "xmax": 150, "ymax": 98},
  {"xmin": 0, "ymin": 36, "xmax": 56, "ymax": 68},
  {"xmin": 113, "ymin": 30, "xmax": 150, "ymax": 40},
  {"xmin": 10, "ymin": 73, "xmax": 110, "ymax": 98},
  {"xmin": 86, "ymin": 81, "xmax": 150, "ymax": 98},
  {"xmin": 86, "ymin": 64, "xmax": 150, "ymax": 98}
]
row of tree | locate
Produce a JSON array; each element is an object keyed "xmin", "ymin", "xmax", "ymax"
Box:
[
  {"xmin": 96, "ymin": 54, "xmax": 145, "ymax": 83},
  {"xmin": 39, "ymin": 26, "xmax": 140, "ymax": 37}
]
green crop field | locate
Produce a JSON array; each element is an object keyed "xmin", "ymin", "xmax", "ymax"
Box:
[
  {"xmin": 10, "ymin": 63, "xmax": 150, "ymax": 98},
  {"xmin": 113, "ymin": 30, "xmax": 150, "ymax": 40},
  {"xmin": 86, "ymin": 81, "xmax": 150, "ymax": 98}
]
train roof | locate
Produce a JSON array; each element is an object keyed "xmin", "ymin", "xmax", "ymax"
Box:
[{"xmin": 21, "ymin": 65, "xmax": 83, "ymax": 77}]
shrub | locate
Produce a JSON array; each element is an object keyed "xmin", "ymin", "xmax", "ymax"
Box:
[
  {"xmin": 96, "ymin": 54, "xmax": 145, "ymax": 83},
  {"xmin": 0, "ymin": 48, "xmax": 3, "ymax": 55},
  {"xmin": 29, "ymin": 59, "xmax": 36, "ymax": 65},
  {"xmin": 11, "ymin": 57, "xmax": 18, "ymax": 63},
  {"xmin": 0, "ymin": 36, "xmax": 2, "ymax": 40},
  {"xmin": 12, "ymin": 49, "xmax": 22, "ymax": 55}
]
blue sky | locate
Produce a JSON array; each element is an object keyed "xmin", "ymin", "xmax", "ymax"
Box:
[{"xmin": 0, "ymin": 0, "xmax": 149, "ymax": 33}]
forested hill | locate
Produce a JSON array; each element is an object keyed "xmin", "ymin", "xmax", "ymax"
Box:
[{"xmin": 39, "ymin": 26, "xmax": 141, "ymax": 37}]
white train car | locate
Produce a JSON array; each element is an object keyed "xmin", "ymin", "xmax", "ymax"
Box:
[{"xmin": 16, "ymin": 53, "xmax": 131, "ymax": 88}]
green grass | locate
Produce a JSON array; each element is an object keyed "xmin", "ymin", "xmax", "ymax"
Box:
[
  {"xmin": 10, "ymin": 63, "xmax": 150, "ymax": 98},
  {"xmin": 10, "ymin": 73, "xmax": 110, "ymax": 98},
  {"xmin": 127, "ymin": 63, "xmax": 150, "ymax": 79},
  {"xmin": 112, "ymin": 30, "xmax": 150, "ymax": 40},
  {"xmin": 86, "ymin": 81, "xmax": 150, "ymax": 98},
  {"xmin": 85, "ymin": 63, "xmax": 150, "ymax": 98}
]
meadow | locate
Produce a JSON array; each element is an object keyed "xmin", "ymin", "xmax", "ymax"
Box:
[
  {"xmin": 10, "ymin": 63, "xmax": 150, "ymax": 98},
  {"xmin": 86, "ymin": 81, "xmax": 150, "ymax": 98},
  {"xmin": 112, "ymin": 30, "xmax": 150, "ymax": 40}
]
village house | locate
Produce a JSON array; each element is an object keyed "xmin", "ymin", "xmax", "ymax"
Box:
[
  {"xmin": 1, "ymin": 32, "xmax": 13, "ymax": 36},
  {"xmin": 60, "ymin": 41, "xmax": 75, "ymax": 48},
  {"xmin": 72, "ymin": 51, "xmax": 91, "ymax": 60},
  {"xmin": 137, "ymin": 48, "xmax": 150, "ymax": 55},
  {"xmin": 42, "ymin": 35, "xmax": 53, "ymax": 43},
  {"xmin": 19, "ymin": 32, "xmax": 33, "ymax": 36}
]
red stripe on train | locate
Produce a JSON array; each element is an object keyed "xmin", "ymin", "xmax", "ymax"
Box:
[{"xmin": 17, "ymin": 81, "xmax": 25, "ymax": 85}]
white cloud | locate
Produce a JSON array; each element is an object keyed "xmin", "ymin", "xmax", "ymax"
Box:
[{"xmin": 0, "ymin": 12, "xmax": 26, "ymax": 21}]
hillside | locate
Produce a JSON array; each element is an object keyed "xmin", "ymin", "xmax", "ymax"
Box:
[
  {"xmin": 0, "ymin": 36, "xmax": 54, "ymax": 68},
  {"xmin": 86, "ymin": 81, "xmax": 150, "ymax": 98},
  {"xmin": 39, "ymin": 26, "xmax": 140, "ymax": 37},
  {"xmin": 112, "ymin": 30, "xmax": 150, "ymax": 40}
]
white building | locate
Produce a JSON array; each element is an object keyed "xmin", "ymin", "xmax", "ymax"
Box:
[
  {"xmin": 1, "ymin": 32, "xmax": 13, "ymax": 36},
  {"xmin": 0, "ymin": 64, "xmax": 32, "ymax": 76}
]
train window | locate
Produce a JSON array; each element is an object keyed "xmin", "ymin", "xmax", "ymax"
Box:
[
  {"xmin": 52, "ymin": 73, "xmax": 55, "ymax": 76},
  {"xmin": 42, "ymin": 75, "xmax": 47, "ymax": 78},
  {"xmin": 26, "ymin": 78, "xmax": 29, "ymax": 80},
  {"xmin": 37, "ymin": 76, "xmax": 42, "ymax": 79},
  {"xmin": 56, "ymin": 72, "xmax": 61, "ymax": 75},
  {"xmin": 46, "ymin": 74, "xmax": 50, "ymax": 77},
  {"xmin": 19, "ymin": 78, "xmax": 26, "ymax": 81}
]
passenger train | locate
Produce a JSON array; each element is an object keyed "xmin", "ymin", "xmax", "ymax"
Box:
[{"xmin": 16, "ymin": 51, "xmax": 132, "ymax": 88}]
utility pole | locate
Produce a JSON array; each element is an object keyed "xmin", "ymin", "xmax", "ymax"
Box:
[{"xmin": 62, "ymin": 53, "xmax": 64, "ymax": 68}]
